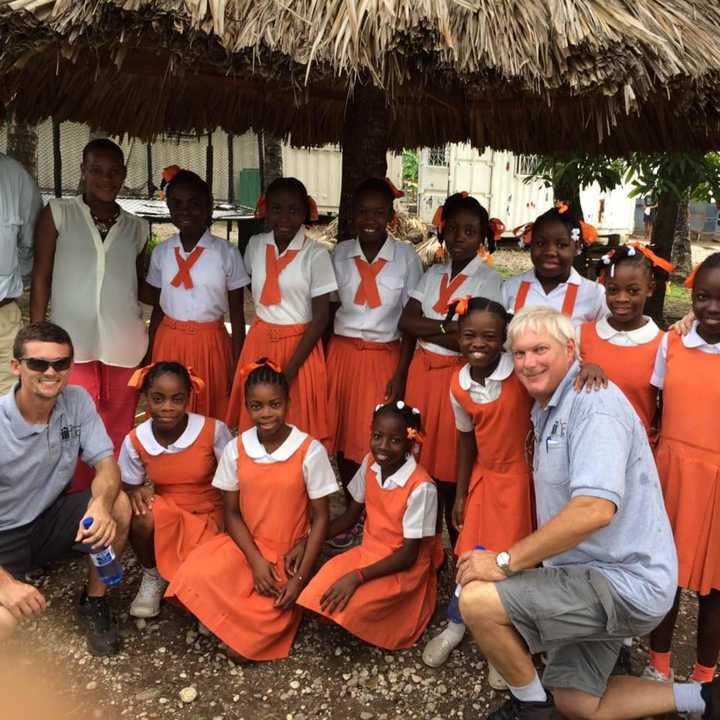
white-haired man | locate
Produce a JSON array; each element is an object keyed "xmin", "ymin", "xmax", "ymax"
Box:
[{"xmin": 457, "ymin": 306, "xmax": 718, "ymax": 720}]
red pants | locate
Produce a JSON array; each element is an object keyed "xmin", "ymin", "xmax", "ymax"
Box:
[{"xmin": 68, "ymin": 361, "xmax": 139, "ymax": 492}]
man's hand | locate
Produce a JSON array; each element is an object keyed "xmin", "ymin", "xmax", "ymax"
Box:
[
  {"xmin": 127, "ymin": 486, "xmax": 155, "ymax": 516},
  {"xmin": 456, "ymin": 549, "xmax": 505, "ymax": 587},
  {"xmin": 0, "ymin": 577, "xmax": 46, "ymax": 620},
  {"xmin": 75, "ymin": 498, "xmax": 116, "ymax": 549}
]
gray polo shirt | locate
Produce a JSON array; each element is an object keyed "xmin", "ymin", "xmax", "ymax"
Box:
[
  {"xmin": 531, "ymin": 362, "xmax": 677, "ymax": 617},
  {"xmin": 0, "ymin": 384, "xmax": 113, "ymax": 532}
]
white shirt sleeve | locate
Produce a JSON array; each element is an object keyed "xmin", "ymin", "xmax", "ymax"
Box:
[
  {"xmin": 146, "ymin": 244, "xmax": 163, "ymax": 288},
  {"xmin": 212, "ymin": 440, "xmax": 240, "ymax": 491},
  {"xmin": 213, "ymin": 420, "xmax": 233, "ymax": 462},
  {"xmin": 310, "ymin": 246, "xmax": 339, "ymax": 298},
  {"xmin": 347, "ymin": 455, "xmax": 369, "ymax": 503},
  {"xmin": 409, "ymin": 267, "xmax": 430, "ymax": 303},
  {"xmin": 225, "ymin": 244, "xmax": 251, "ymax": 291},
  {"xmin": 402, "ymin": 482, "xmax": 439, "ymax": 539},
  {"xmin": 403, "ymin": 249, "xmax": 424, "ymax": 306},
  {"xmin": 303, "ymin": 440, "xmax": 341, "ymax": 499},
  {"xmin": 450, "ymin": 386, "xmax": 474, "ymax": 432},
  {"xmin": 650, "ymin": 333, "xmax": 669, "ymax": 389},
  {"xmin": 118, "ymin": 435, "xmax": 146, "ymax": 486}
]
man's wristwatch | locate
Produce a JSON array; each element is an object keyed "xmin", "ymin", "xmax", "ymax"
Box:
[{"xmin": 496, "ymin": 550, "xmax": 515, "ymax": 577}]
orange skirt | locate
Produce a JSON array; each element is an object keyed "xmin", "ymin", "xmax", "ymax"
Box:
[
  {"xmin": 225, "ymin": 319, "xmax": 330, "ymax": 444},
  {"xmin": 655, "ymin": 437, "xmax": 720, "ymax": 595},
  {"xmin": 297, "ymin": 538, "xmax": 442, "ymax": 650},
  {"xmin": 455, "ymin": 468, "xmax": 534, "ymax": 556},
  {"xmin": 153, "ymin": 494, "xmax": 223, "ymax": 583},
  {"xmin": 152, "ymin": 316, "xmax": 232, "ymax": 420},
  {"xmin": 405, "ymin": 348, "xmax": 464, "ymax": 483},
  {"xmin": 166, "ymin": 533, "xmax": 301, "ymax": 661},
  {"xmin": 327, "ymin": 335, "xmax": 400, "ymax": 464}
]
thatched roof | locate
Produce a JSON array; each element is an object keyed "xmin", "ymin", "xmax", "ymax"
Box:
[{"xmin": 2, "ymin": 1, "xmax": 720, "ymax": 152}]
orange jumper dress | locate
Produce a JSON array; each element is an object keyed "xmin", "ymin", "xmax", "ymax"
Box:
[
  {"xmin": 128, "ymin": 417, "xmax": 223, "ymax": 582},
  {"xmin": 654, "ymin": 333, "xmax": 720, "ymax": 595},
  {"xmin": 579, "ymin": 321, "xmax": 663, "ymax": 436},
  {"xmin": 450, "ymin": 370, "xmax": 534, "ymax": 556},
  {"xmin": 298, "ymin": 459, "xmax": 443, "ymax": 650},
  {"xmin": 165, "ymin": 435, "xmax": 315, "ymax": 660}
]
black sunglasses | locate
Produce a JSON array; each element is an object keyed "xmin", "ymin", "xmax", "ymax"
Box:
[{"xmin": 20, "ymin": 356, "xmax": 73, "ymax": 373}]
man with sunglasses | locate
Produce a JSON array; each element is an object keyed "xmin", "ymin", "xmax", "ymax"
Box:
[{"xmin": 0, "ymin": 321, "xmax": 131, "ymax": 655}]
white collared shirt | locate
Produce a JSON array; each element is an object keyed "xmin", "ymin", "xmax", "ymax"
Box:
[
  {"xmin": 449, "ymin": 354, "xmax": 515, "ymax": 432},
  {"xmin": 651, "ymin": 322, "xmax": 720, "ymax": 389},
  {"xmin": 332, "ymin": 236, "xmax": 423, "ymax": 342},
  {"xmin": 595, "ymin": 315, "xmax": 660, "ymax": 347},
  {"xmin": 244, "ymin": 228, "xmax": 337, "ymax": 325},
  {"xmin": 502, "ymin": 268, "xmax": 608, "ymax": 328},
  {"xmin": 410, "ymin": 255, "xmax": 504, "ymax": 356},
  {"xmin": 118, "ymin": 413, "xmax": 232, "ymax": 485},
  {"xmin": 146, "ymin": 231, "xmax": 249, "ymax": 322},
  {"xmin": 48, "ymin": 194, "xmax": 149, "ymax": 366},
  {"xmin": 212, "ymin": 425, "xmax": 339, "ymax": 499},
  {"xmin": 348, "ymin": 454, "xmax": 438, "ymax": 539}
]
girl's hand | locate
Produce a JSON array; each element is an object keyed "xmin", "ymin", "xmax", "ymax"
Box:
[
  {"xmin": 319, "ymin": 571, "xmax": 361, "ymax": 614},
  {"xmin": 573, "ymin": 363, "xmax": 608, "ymax": 393},
  {"xmin": 670, "ymin": 310, "xmax": 694, "ymax": 336},
  {"xmin": 274, "ymin": 576, "xmax": 304, "ymax": 611},
  {"xmin": 452, "ymin": 495, "xmax": 466, "ymax": 531},
  {"xmin": 128, "ymin": 486, "xmax": 155, "ymax": 516},
  {"xmin": 250, "ymin": 557, "xmax": 280, "ymax": 597},
  {"xmin": 284, "ymin": 537, "xmax": 307, "ymax": 577},
  {"xmin": 384, "ymin": 372, "xmax": 406, "ymax": 404}
]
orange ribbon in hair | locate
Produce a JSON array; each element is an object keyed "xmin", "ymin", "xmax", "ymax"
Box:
[
  {"xmin": 555, "ymin": 201, "xmax": 569, "ymax": 214},
  {"xmin": 238, "ymin": 358, "xmax": 282, "ymax": 380},
  {"xmin": 434, "ymin": 244, "xmax": 445, "ymax": 261},
  {"xmin": 513, "ymin": 221, "xmax": 534, "ymax": 247},
  {"xmin": 489, "ymin": 218, "xmax": 505, "ymax": 241},
  {"xmin": 127, "ymin": 363, "xmax": 206, "ymax": 394},
  {"xmin": 477, "ymin": 245, "xmax": 494, "ymax": 266},
  {"xmin": 162, "ymin": 165, "xmax": 182, "ymax": 185},
  {"xmin": 255, "ymin": 192, "xmax": 319, "ymax": 222},
  {"xmin": 684, "ymin": 267, "xmax": 698, "ymax": 288},
  {"xmin": 578, "ymin": 221, "xmax": 598, "ymax": 246},
  {"xmin": 432, "ymin": 205, "xmax": 445, "ymax": 230},
  {"xmin": 453, "ymin": 294, "xmax": 472, "ymax": 317},
  {"xmin": 406, "ymin": 427, "xmax": 425, "ymax": 444},
  {"xmin": 628, "ymin": 242, "xmax": 675, "ymax": 273},
  {"xmin": 307, "ymin": 195, "xmax": 320, "ymax": 222},
  {"xmin": 255, "ymin": 192, "xmax": 267, "ymax": 219},
  {"xmin": 384, "ymin": 177, "xmax": 405, "ymax": 199}
]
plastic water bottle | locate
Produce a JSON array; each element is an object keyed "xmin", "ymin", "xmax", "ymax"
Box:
[
  {"xmin": 83, "ymin": 517, "xmax": 123, "ymax": 586},
  {"xmin": 447, "ymin": 545, "xmax": 486, "ymax": 624}
]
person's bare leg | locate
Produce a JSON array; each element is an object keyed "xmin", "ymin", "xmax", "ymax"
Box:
[
  {"xmin": 459, "ymin": 580, "xmax": 537, "ymax": 686},
  {"xmin": 128, "ymin": 510, "xmax": 156, "ymax": 569},
  {"xmin": 0, "ymin": 607, "xmax": 18, "ymax": 641},
  {"xmin": 86, "ymin": 492, "xmax": 131, "ymax": 597}
]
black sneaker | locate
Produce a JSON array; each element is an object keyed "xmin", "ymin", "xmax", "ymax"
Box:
[
  {"xmin": 488, "ymin": 695, "xmax": 557, "ymax": 720},
  {"xmin": 77, "ymin": 590, "xmax": 120, "ymax": 656},
  {"xmin": 701, "ymin": 675, "xmax": 720, "ymax": 720},
  {"xmin": 611, "ymin": 644, "xmax": 632, "ymax": 676}
]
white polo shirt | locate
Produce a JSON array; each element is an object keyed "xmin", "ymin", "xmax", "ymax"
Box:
[
  {"xmin": 118, "ymin": 413, "xmax": 232, "ymax": 486},
  {"xmin": 594, "ymin": 315, "xmax": 661, "ymax": 347},
  {"xmin": 244, "ymin": 229, "xmax": 337, "ymax": 325},
  {"xmin": 146, "ymin": 231, "xmax": 249, "ymax": 322},
  {"xmin": 651, "ymin": 322, "xmax": 720, "ymax": 389},
  {"xmin": 49, "ymin": 195, "xmax": 148, "ymax": 367},
  {"xmin": 212, "ymin": 425, "xmax": 339, "ymax": 499},
  {"xmin": 409, "ymin": 255, "xmax": 504, "ymax": 356},
  {"xmin": 502, "ymin": 268, "xmax": 607, "ymax": 327},
  {"xmin": 348, "ymin": 454, "xmax": 437, "ymax": 539},
  {"xmin": 332, "ymin": 236, "xmax": 423, "ymax": 343}
]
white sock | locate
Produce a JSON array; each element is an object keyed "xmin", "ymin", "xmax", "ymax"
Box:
[
  {"xmin": 623, "ymin": 637, "xmax": 633, "ymax": 647},
  {"xmin": 508, "ymin": 673, "xmax": 548, "ymax": 703},
  {"xmin": 673, "ymin": 682, "xmax": 706, "ymax": 714},
  {"xmin": 440, "ymin": 620, "xmax": 466, "ymax": 642}
]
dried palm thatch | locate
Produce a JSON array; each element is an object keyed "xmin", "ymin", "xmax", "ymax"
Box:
[{"xmin": 2, "ymin": 1, "xmax": 720, "ymax": 152}]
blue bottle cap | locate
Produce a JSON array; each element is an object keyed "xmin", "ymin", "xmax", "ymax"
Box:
[{"xmin": 82, "ymin": 517, "xmax": 93, "ymax": 530}]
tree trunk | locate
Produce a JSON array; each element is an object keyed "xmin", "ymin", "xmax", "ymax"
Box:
[
  {"xmin": 669, "ymin": 196, "xmax": 692, "ymax": 283},
  {"xmin": 261, "ymin": 133, "xmax": 284, "ymax": 190},
  {"xmin": 339, "ymin": 83, "xmax": 390, "ymax": 240},
  {"xmin": 645, "ymin": 190, "xmax": 680, "ymax": 324},
  {"xmin": 6, "ymin": 120, "xmax": 38, "ymax": 181}
]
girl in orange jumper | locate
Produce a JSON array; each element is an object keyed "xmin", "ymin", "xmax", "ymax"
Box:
[
  {"xmin": 298, "ymin": 402, "xmax": 443, "ymax": 651},
  {"xmin": 225, "ymin": 178, "xmax": 336, "ymax": 444},
  {"xmin": 579, "ymin": 245, "xmax": 666, "ymax": 436},
  {"xmin": 645, "ymin": 252, "xmax": 720, "ymax": 684},
  {"xmin": 166, "ymin": 360, "xmax": 336, "ymax": 661},
  {"xmin": 423, "ymin": 296, "xmax": 533, "ymax": 672},
  {"xmin": 119, "ymin": 362, "xmax": 232, "ymax": 618}
]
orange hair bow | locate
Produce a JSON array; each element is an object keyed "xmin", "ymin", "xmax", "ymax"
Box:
[
  {"xmin": 628, "ymin": 242, "xmax": 675, "ymax": 273},
  {"xmin": 238, "ymin": 357, "xmax": 282, "ymax": 380},
  {"xmin": 489, "ymin": 218, "xmax": 505, "ymax": 241},
  {"xmin": 384, "ymin": 177, "xmax": 405, "ymax": 199},
  {"xmin": 255, "ymin": 193, "xmax": 319, "ymax": 222},
  {"xmin": 578, "ymin": 221, "xmax": 598, "ymax": 246},
  {"xmin": 162, "ymin": 165, "xmax": 182, "ymax": 185},
  {"xmin": 307, "ymin": 195, "xmax": 320, "ymax": 222},
  {"xmin": 128, "ymin": 363, "xmax": 205, "ymax": 394},
  {"xmin": 684, "ymin": 267, "xmax": 698, "ymax": 288},
  {"xmin": 406, "ymin": 427, "xmax": 425, "ymax": 444},
  {"xmin": 513, "ymin": 222, "xmax": 534, "ymax": 247},
  {"xmin": 432, "ymin": 192, "xmax": 470, "ymax": 231},
  {"xmin": 555, "ymin": 201, "xmax": 569, "ymax": 214},
  {"xmin": 477, "ymin": 245, "xmax": 494, "ymax": 266},
  {"xmin": 453, "ymin": 294, "xmax": 472, "ymax": 316},
  {"xmin": 255, "ymin": 193, "xmax": 267, "ymax": 219},
  {"xmin": 434, "ymin": 244, "xmax": 446, "ymax": 261}
]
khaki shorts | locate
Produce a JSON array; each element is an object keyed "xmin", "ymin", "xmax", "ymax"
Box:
[
  {"xmin": 496, "ymin": 566, "xmax": 664, "ymax": 697},
  {"xmin": 0, "ymin": 300, "xmax": 21, "ymax": 395}
]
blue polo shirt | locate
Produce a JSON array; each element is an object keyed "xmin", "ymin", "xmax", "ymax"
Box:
[
  {"xmin": 0, "ymin": 384, "xmax": 113, "ymax": 531},
  {"xmin": 531, "ymin": 362, "xmax": 677, "ymax": 617}
]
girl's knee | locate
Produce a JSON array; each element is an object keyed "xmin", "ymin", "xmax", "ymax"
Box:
[{"xmin": 130, "ymin": 508, "xmax": 155, "ymax": 536}]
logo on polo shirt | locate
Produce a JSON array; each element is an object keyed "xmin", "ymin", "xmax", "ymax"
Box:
[{"xmin": 60, "ymin": 425, "xmax": 81, "ymax": 441}]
